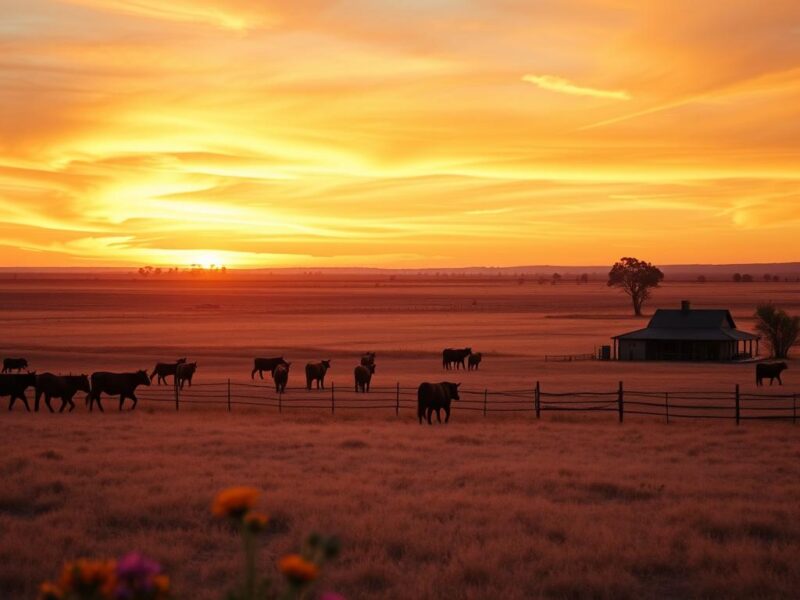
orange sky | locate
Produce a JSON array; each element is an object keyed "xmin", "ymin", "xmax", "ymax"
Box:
[{"xmin": 1, "ymin": 0, "xmax": 799, "ymax": 268}]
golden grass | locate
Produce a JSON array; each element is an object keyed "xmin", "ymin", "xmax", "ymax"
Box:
[{"xmin": 1, "ymin": 413, "xmax": 799, "ymax": 599}]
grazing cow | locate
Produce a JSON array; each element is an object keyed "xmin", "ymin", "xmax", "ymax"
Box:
[
  {"xmin": 756, "ymin": 362, "xmax": 788, "ymax": 386},
  {"xmin": 0, "ymin": 372, "xmax": 36, "ymax": 411},
  {"xmin": 442, "ymin": 347, "xmax": 472, "ymax": 370},
  {"xmin": 273, "ymin": 363, "xmax": 291, "ymax": 393},
  {"xmin": 306, "ymin": 360, "xmax": 331, "ymax": 390},
  {"xmin": 88, "ymin": 371, "xmax": 150, "ymax": 412},
  {"xmin": 360, "ymin": 352, "xmax": 376, "ymax": 367},
  {"xmin": 2, "ymin": 358, "xmax": 28, "ymax": 373},
  {"xmin": 176, "ymin": 362, "xmax": 197, "ymax": 389},
  {"xmin": 150, "ymin": 358, "xmax": 186, "ymax": 385},
  {"xmin": 35, "ymin": 373, "xmax": 91, "ymax": 413},
  {"xmin": 417, "ymin": 381, "xmax": 460, "ymax": 424},
  {"xmin": 467, "ymin": 352, "xmax": 482, "ymax": 371},
  {"xmin": 251, "ymin": 356, "xmax": 288, "ymax": 380},
  {"xmin": 354, "ymin": 363, "xmax": 375, "ymax": 393}
]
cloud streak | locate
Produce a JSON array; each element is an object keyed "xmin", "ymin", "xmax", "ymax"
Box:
[
  {"xmin": 522, "ymin": 74, "xmax": 631, "ymax": 100},
  {"xmin": 0, "ymin": 1, "xmax": 798, "ymax": 267}
]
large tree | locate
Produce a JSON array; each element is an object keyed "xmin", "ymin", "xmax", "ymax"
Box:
[
  {"xmin": 754, "ymin": 304, "xmax": 800, "ymax": 359},
  {"xmin": 607, "ymin": 257, "xmax": 664, "ymax": 316}
]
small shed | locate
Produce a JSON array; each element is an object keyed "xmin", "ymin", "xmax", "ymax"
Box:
[{"xmin": 612, "ymin": 301, "xmax": 760, "ymax": 361}]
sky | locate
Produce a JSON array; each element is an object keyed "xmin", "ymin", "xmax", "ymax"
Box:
[{"xmin": 1, "ymin": 0, "xmax": 799, "ymax": 268}]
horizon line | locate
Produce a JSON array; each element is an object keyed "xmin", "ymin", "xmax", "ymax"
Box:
[{"xmin": 0, "ymin": 261, "xmax": 799, "ymax": 273}]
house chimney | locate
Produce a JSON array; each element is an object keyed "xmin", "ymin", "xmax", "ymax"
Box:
[{"xmin": 681, "ymin": 300, "xmax": 691, "ymax": 313}]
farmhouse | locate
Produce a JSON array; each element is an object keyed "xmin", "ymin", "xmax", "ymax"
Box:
[{"xmin": 612, "ymin": 301, "xmax": 760, "ymax": 361}]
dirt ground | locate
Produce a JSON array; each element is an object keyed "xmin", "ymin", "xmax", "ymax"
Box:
[{"xmin": 0, "ymin": 276, "xmax": 797, "ymax": 393}]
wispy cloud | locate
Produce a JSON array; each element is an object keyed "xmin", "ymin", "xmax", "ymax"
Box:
[
  {"xmin": 522, "ymin": 74, "xmax": 631, "ymax": 101},
  {"xmin": 1, "ymin": 1, "xmax": 799, "ymax": 267}
]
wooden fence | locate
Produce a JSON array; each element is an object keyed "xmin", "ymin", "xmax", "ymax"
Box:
[
  {"xmin": 544, "ymin": 353, "xmax": 595, "ymax": 362},
  {"xmin": 133, "ymin": 380, "xmax": 800, "ymax": 424}
]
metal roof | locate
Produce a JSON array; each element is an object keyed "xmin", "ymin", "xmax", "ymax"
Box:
[
  {"xmin": 613, "ymin": 327, "xmax": 759, "ymax": 342},
  {"xmin": 613, "ymin": 306, "xmax": 760, "ymax": 341}
]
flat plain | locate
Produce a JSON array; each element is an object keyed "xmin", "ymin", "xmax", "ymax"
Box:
[{"xmin": 0, "ymin": 275, "xmax": 798, "ymax": 598}]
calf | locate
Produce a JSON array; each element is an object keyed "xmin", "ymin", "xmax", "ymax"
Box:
[
  {"xmin": 467, "ymin": 352, "xmax": 482, "ymax": 371},
  {"xmin": 305, "ymin": 360, "xmax": 331, "ymax": 390},
  {"xmin": 176, "ymin": 362, "xmax": 197, "ymax": 389},
  {"xmin": 273, "ymin": 363, "xmax": 291, "ymax": 393},
  {"xmin": 354, "ymin": 363, "xmax": 375, "ymax": 393}
]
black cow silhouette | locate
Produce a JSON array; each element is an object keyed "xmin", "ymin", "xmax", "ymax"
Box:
[
  {"xmin": 2, "ymin": 358, "xmax": 28, "ymax": 373},
  {"xmin": 360, "ymin": 352, "xmax": 376, "ymax": 367},
  {"xmin": 150, "ymin": 358, "xmax": 186, "ymax": 385},
  {"xmin": 0, "ymin": 372, "xmax": 36, "ymax": 411},
  {"xmin": 251, "ymin": 356, "xmax": 288, "ymax": 380},
  {"xmin": 176, "ymin": 362, "xmax": 197, "ymax": 389},
  {"xmin": 273, "ymin": 362, "xmax": 291, "ymax": 393},
  {"xmin": 417, "ymin": 381, "xmax": 460, "ymax": 424},
  {"xmin": 306, "ymin": 360, "xmax": 331, "ymax": 390},
  {"xmin": 756, "ymin": 362, "xmax": 788, "ymax": 386},
  {"xmin": 36, "ymin": 373, "xmax": 90, "ymax": 412},
  {"xmin": 442, "ymin": 348, "xmax": 472, "ymax": 370},
  {"xmin": 467, "ymin": 352, "xmax": 482, "ymax": 371},
  {"xmin": 354, "ymin": 363, "xmax": 375, "ymax": 393},
  {"xmin": 88, "ymin": 371, "xmax": 151, "ymax": 412}
]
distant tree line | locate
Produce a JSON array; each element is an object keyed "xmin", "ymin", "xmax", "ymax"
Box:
[
  {"xmin": 732, "ymin": 273, "xmax": 797, "ymax": 283},
  {"xmin": 137, "ymin": 265, "xmax": 227, "ymax": 277}
]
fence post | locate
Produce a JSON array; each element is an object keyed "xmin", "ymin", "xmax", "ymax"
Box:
[
  {"xmin": 617, "ymin": 381, "xmax": 624, "ymax": 423},
  {"xmin": 535, "ymin": 381, "xmax": 541, "ymax": 419},
  {"xmin": 665, "ymin": 392, "xmax": 670, "ymax": 424},
  {"xmin": 174, "ymin": 378, "xmax": 179, "ymax": 412},
  {"xmin": 735, "ymin": 384, "xmax": 740, "ymax": 426},
  {"xmin": 331, "ymin": 382, "xmax": 335, "ymax": 415},
  {"xmin": 483, "ymin": 389, "xmax": 488, "ymax": 417},
  {"xmin": 396, "ymin": 382, "xmax": 400, "ymax": 417},
  {"xmin": 227, "ymin": 378, "xmax": 231, "ymax": 412}
]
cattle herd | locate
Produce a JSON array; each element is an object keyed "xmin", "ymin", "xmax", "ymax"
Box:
[
  {"xmin": 2, "ymin": 354, "xmax": 790, "ymax": 424},
  {"xmin": 0, "ymin": 349, "xmax": 483, "ymax": 423}
]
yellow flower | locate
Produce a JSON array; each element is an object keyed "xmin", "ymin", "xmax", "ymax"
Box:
[
  {"xmin": 37, "ymin": 582, "xmax": 63, "ymax": 600},
  {"xmin": 279, "ymin": 554, "xmax": 319, "ymax": 585},
  {"xmin": 212, "ymin": 487, "xmax": 260, "ymax": 518},
  {"xmin": 244, "ymin": 511, "xmax": 269, "ymax": 532}
]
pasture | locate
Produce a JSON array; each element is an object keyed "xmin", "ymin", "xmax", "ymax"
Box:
[
  {"xmin": 0, "ymin": 274, "xmax": 799, "ymax": 598},
  {"xmin": 2, "ymin": 414, "xmax": 800, "ymax": 599}
]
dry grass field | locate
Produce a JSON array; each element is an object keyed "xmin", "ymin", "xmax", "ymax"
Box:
[
  {"xmin": 2, "ymin": 415, "xmax": 800, "ymax": 599},
  {"xmin": 0, "ymin": 275, "xmax": 799, "ymax": 598}
]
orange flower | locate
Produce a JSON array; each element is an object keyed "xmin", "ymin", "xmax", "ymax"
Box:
[
  {"xmin": 244, "ymin": 511, "xmax": 269, "ymax": 532},
  {"xmin": 153, "ymin": 574, "xmax": 171, "ymax": 596},
  {"xmin": 279, "ymin": 554, "xmax": 319, "ymax": 585},
  {"xmin": 59, "ymin": 558, "xmax": 116, "ymax": 597},
  {"xmin": 37, "ymin": 582, "xmax": 63, "ymax": 600},
  {"xmin": 212, "ymin": 487, "xmax": 260, "ymax": 518}
]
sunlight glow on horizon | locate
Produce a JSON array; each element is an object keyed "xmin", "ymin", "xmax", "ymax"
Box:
[{"xmin": 1, "ymin": 1, "xmax": 799, "ymax": 268}]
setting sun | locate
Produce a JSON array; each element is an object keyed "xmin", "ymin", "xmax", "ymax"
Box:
[{"xmin": 192, "ymin": 253, "xmax": 225, "ymax": 270}]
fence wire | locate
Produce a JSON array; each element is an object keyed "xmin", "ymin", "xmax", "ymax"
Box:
[{"xmin": 120, "ymin": 380, "xmax": 800, "ymax": 424}]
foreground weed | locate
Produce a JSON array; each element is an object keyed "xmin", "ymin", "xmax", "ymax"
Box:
[{"xmin": 38, "ymin": 487, "xmax": 341, "ymax": 600}]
